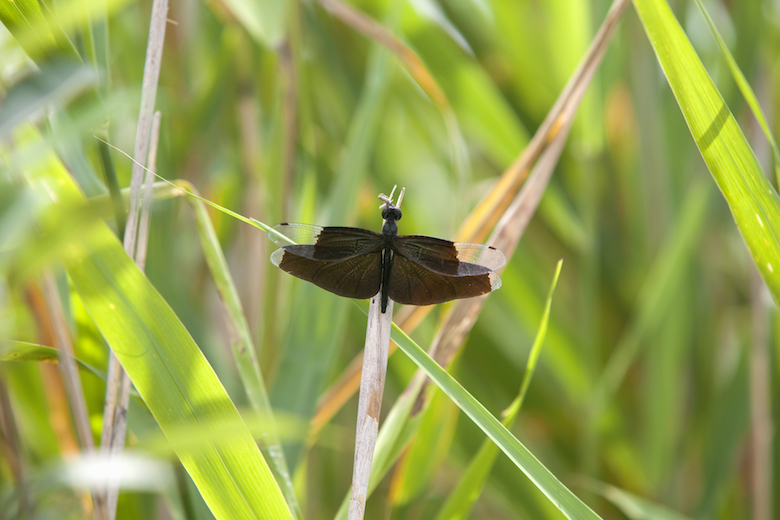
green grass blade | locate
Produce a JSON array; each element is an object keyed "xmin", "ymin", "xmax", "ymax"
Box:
[
  {"xmin": 26, "ymin": 133, "xmax": 292, "ymax": 520},
  {"xmin": 389, "ymin": 311, "xmax": 599, "ymax": 520},
  {"xmin": 1, "ymin": 340, "xmax": 64, "ymax": 362},
  {"xmin": 1, "ymin": 340, "xmax": 108, "ymax": 382},
  {"xmin": 0, "ymin": 0, "xmax": 77, "ymax": 62},
  {"xmin": 692, "ymin": 0, "xmax": 780, "ymax": 186},
  {"xmin": 434, "ymin": 260, "xmax": 563, "ymax": 520},
  {"xmin": 633, "ymin": 0, "xmax": 780, "ymax": 305},
  {"xmin": 187, "ymin": 193, "xmax": 301, "ymax": 519}
]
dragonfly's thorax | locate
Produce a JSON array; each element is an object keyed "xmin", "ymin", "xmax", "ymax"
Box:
[
  {"xmin": 382, "ymin": 220, "xmax": 398, "ymax": 240},
  {"xmin": 381, "ymin": 205, "xmax": 402, "ymax": 239}
]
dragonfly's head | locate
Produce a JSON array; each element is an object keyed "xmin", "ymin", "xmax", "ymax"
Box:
[{"xmin": 382, "ymin": 205, "xmax": 402, "ymax": 223}]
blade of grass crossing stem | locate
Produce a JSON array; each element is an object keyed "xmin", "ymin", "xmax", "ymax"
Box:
[
  {"xmin": 433, "ymin": 260, "xmax": 563, "ymax": 520},
  {"xmin": 187, "ymin": 190, "xmax": 301, "ymax": 518},
  {"xmin": 692, "ymin": 0, "xmax": 780, "ymax": 186},
  {"xmin": 332, "ymin": 279, "xmax": 597, "ymax": 520},
  {"xmin": 389, "ymin": 313, "xmax": 599, "ymax": 519},
  {"xmin": 633, "ymin": 0, "xmax": 780, "ymax": 305},
  {"xmin": 26, "ymin": 132, "xmax": 292, "ymax": 519}
]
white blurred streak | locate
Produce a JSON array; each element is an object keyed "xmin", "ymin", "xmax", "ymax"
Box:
[{"xmin": 59, "ymin": 452, "xmax": 173, "ymax": 492}]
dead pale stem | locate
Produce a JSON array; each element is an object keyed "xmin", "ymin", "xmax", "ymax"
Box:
[
  {"xmin": 134, "ymin": 111, "xmax": 162, "ymax": 271},
  {"xmin": 309, "ymin": 304, "xmax": 423, "ymax": 439},
  {"xmin": 349, "ymin": 296, "xmax": 394, "ymax": 520},
  {"xmin": 309, "ymin": 0, "xmax": 631, "ymax": 439},
  {"xmin": 99, "ymin": 1, "xmax": 168, "ymax": 518}
]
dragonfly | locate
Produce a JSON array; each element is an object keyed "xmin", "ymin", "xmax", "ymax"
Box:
[{"xmin": 269, "ymin": 201, "xmax": 506, "ymax": 313}]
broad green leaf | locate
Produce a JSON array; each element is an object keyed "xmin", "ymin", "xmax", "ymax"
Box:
[
  {"xmin": 24, "ymin": 131, "xmax": 292, "ymax": 520},
  {"xmin": 187, "ymin": 191, "xmax": 300, "ymax": 519},
  {"xmin": 633, "ymin": 0, "xmax": 780, "ymax": 305}
]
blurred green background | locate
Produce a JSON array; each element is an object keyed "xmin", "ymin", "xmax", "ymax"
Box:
[{"xmin": 1, "ymin": 0, "xmax": 778, "ymax": 519}]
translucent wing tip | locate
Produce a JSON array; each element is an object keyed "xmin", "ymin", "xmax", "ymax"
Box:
[
  {"xmin": 489, "ymin": 271, "xmax": 502, "ymax": 291},
  {"xmin": 270, "ymin": 247, "xmax": 285, "ymax": 267}
]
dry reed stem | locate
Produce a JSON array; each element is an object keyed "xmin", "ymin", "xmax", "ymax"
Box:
[
  {"xmin": 99, "ymin": 1, "xmax": 168, "ymax": 517},
  {"xmin": 348, "ymin": 295, "xmax": 394, "ymax": 520}
]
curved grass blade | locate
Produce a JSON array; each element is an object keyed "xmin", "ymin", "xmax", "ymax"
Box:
[
  {"xmin": 1, "ymin": 340, "xmax": 108, "ymax": 382},
  {"xmin": 25, "ymin": 132, "xmax": 292, "ymax": 520},
  {"xmin": 433, "ymin": 260, "xmax": 563, "ymax": 520},
  {"xmin": 333, "ymin": 264, "xmax": 595, "ymax": 520},
  {"xmin": 692, "ymin": 0, "xmax": 780, "ymax": 186},
  {"xmin": 185, "ymin": 184, "xmax": 301, "ymax": 519},
  {"xmin": 389, "ymin": 307, "xmax": 599, "ymax": 520},
  {"xmin": 633, "ymin": 0, "xmax": 780, "ymax": 305}
]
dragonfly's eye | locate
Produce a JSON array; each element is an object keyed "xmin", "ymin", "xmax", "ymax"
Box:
[{"xmin": 382, "ymin": 206, "xmax": 402, "ymax": 222}]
